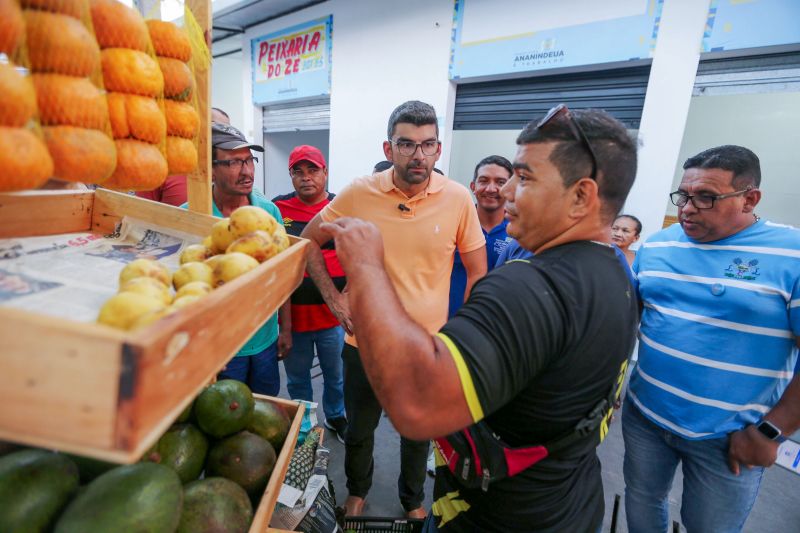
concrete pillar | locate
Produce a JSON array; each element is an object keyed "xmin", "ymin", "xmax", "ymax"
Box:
[{"xmin": 625, "ymin": 0, "xmax": 711, "ymax": 240}]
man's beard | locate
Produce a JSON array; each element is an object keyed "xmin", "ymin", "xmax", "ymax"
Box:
[{"xmin": 397, "ymin": 162, "xmax": 430, "ymax": 185}]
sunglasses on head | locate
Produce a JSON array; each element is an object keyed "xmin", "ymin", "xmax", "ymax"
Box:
[{"xmin": 537, "ymin": 104, "xmax": 598, "ymax": 181}]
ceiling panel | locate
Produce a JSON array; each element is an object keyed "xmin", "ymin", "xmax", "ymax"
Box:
[{"xmin": 212, "ymin": 0, "xmax": 326, "ymax": 43}]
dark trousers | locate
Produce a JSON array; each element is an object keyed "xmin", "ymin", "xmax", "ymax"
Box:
[
  {"xmin": 342, "ymin": 343, "xmax": 429, "ymax": 512},
  {"xmin": 218, "ymin": 341, "xmax": 280, "ymax": 396}
]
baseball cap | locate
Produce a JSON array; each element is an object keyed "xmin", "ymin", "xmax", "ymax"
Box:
[
  {"xmin": 212, "ymin": 122, "xmax": 264, "ymax": 152},
  {"xmin": 288, "ymin": 145, "xmax": 326, "ymax": 170}
]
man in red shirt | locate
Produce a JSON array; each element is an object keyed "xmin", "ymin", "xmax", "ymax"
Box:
[{"xmin": 273, "ymin": 145, "xmax": 347, "ymax": 442}]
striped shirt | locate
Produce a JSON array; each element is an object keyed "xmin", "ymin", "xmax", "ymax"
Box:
[{"xmin": 629, "ymin": 220, "xmax": 800, "ymax": 439}]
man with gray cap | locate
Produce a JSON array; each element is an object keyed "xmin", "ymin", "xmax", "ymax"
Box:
[{"xmin": 181, "ymin": 122, "xmax": 284, "ymax": 394}]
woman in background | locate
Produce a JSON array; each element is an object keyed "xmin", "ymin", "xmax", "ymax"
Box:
[{"xmin": 611, "ymin": 214, "xmax": 642, "ymax": 267}]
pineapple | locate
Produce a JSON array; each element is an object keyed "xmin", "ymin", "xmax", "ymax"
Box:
[{"xmin": 283, "ymin": 428, "xmax": 321, "ymax": 491}]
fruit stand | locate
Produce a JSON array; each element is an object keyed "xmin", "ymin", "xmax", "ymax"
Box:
[
  {"xmin": 0, "ymin": 0, "xmax": 311, "ymax": 530},
  {"xmin": 0, "ymin": 188, "xmax": 308, "ymax": 461},
  {"xmin": 0, "ymin": 188, "xmax": 310, "ymax": 529}
]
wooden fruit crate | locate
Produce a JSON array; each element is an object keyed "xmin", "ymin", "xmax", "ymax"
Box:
[
  {"xmin": 0, "ymin": 188, "xmax": 309, "ymax": 464},
  {"xmin": 252, "ymin": 395, "xmax": 304, "ymax": 533}
]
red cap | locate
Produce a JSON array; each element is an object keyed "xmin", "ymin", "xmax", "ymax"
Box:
[{"xmin": 288, "ymin": 145, "xmax": 326, "ymax": 170}]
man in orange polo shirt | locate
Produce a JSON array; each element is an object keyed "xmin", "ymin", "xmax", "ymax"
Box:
[{"xmin": 300, "ymin": 101, "xmax": 486, "ymax": 518}]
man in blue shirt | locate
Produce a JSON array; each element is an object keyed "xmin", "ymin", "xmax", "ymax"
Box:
[
  {"xmin": 494, "ymin": 237, "xmax": 532, "ymax": 267},
  {"xmin": 624, "ymin": 145, "xmax": 800, "ymax": 532},
  {"xmin": 448, "ymin": 155, "xmax": 513, "ymax": 317},
  {"xmin": 181, "ymin": 122, "xmax": 283, "ymax": 395}
]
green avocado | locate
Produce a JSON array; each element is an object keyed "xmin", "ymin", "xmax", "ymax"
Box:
[
  {"xmin": 0, "ymin": 449, "xmax": 79, "ymax": 532},
  {"xmin": 194, "ymin": 379, "xmax": 255, "ymax": 439},
  {"xmin": 54, "ymin": 462, "xmax": 183, "ymax": 533},
  {"xmin": 205, "ymin": 431, "xmax": 276, "ymax": 498},
  {"xmin": 144, "ymin": 423, "xmax": 208, "ymax": 484},
  {"xmin": 247, "ymin": 400, "xmax": 290, "ymax": 454},
  {"xmin": 177, "ymin": 477, "xmax": 253, "ymax": 533}
]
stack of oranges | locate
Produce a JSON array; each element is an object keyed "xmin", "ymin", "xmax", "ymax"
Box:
[
  {"xmin": 23, "ymin": 0, "xmax": 117, "ymax": 186},
  {"xmin": 90, "ymin": 0, "xmax": 168, "ymax": 191},
  {"xmin": 147, "ymin": 19, "xmax": 199, "ymax": 176},
  {"xmin": 0, "ymin": 0, "xmax": 52, "ymax": 191},
  {"xmin": 0, "ymin": 0, "xmax": 202, "ymax": 193}
]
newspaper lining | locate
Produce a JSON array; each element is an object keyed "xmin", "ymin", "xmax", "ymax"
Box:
[
  {"xmin": 271, "ymin": 447, "xmax": 338, "ymax": 532},
  {"xmin": 0, "ymin": 217, "xmax": 201, "ymax": 323}
]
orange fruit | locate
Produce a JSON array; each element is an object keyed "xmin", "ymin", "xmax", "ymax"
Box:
[
  {"xmin": 166, "ymin": 135, "xmax": 196, "ymax": 174},
  {"xmin": 43, "ymin": 125, "xmax": 116, "ymax": 183},
  {"xmin": 20, "ymin": 0, "xmax": 83, "ymax": 18},
  {"xmin": 101, "ymin": 48, "xmax": 164, "ymax": 98},
  {"xmin": 106, "ymin": 92, "xmax": 165, "ymax": 144},
  {"xmin": 164, "ymin": 100, "xmax": 198, "ymax": 138},
  {"xmin": 0, "ymin": 127, "xmax": 54, "ymax": 192},
  {"xmin": 146, "ymin": 19, "xmax": 191, "ymax": 62},
  {"xmin": 25, "ymin": 10, "xmax": 100, "ymax": 77},
  {"xmin": 0, "ymin": 62, "xmax": 36, "ymax": 127},
  {"xmin": 33, "ymin": 74, "xmax": 108, "ymax": 130},
  {"xmin": 89, "ymin": 0, "xmax": 149, "ymax": 51},
  {"xmin": 0, "ymin": 0, "xmax": 25, "ymax": 56},
  {"xmin": 158, "ymin": 56, "xmax": 193, "ymax": 101},
  {"xmin": 104, "ymin": 139, "xmax": 167, "ymax": 191},
  {"xmin": 106, "ymin": 92, "xmax": 128, "ymax": 138},
  {"xmin": 125, "ymin": 96, "xmax": 165, "ymax": 144}
]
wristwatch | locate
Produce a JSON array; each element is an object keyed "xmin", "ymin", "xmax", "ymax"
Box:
[{"xmin": 755, "ymin": 420, "xmax": 786, "ymax": 443}]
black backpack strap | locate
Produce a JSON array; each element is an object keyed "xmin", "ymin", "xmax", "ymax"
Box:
[{"xmin": 541, "ymin": 370, "xmax": 621, "ymax": 455}]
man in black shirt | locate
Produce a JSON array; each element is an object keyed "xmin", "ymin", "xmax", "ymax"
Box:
[{"xmin": 320, "ymin": 106, "xmax": 639, "ymax": 531}]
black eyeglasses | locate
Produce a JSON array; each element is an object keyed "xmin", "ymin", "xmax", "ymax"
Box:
[
  {"xmin": 389, "ymin": 140, "xmax": 440, "ymax": 157},
  {"xmin": 669, "ymin": 188, "xmax": 753, "ymax": 210},
  {"xmin": 537, "ymin": 104, "xmax": 598, "ymax": 181},
  {"xmin": 213, "ymin": 156, "xmax": 258, "ymax": 170}
]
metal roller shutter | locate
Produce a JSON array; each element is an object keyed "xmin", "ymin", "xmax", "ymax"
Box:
[
  {"xmin": 262, "ymin": 97, "xmax": 330, "ymax": 133},
  {"xmin": 453, "ymin": 65, "xmax": 651, "ymax": 130},
  {"xmin": 694, "ymin": 51, "xmax": 800, "ymax": 96}
]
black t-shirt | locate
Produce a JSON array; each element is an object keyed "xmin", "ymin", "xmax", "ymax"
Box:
[{"xmin": 433, "ymin": 241, "xmax": 638, "ymax": 532}]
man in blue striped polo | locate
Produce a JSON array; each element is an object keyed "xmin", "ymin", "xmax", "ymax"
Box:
[{"xmin": 623, "ymin": 145, "xmax": 800, "ymax": 532}]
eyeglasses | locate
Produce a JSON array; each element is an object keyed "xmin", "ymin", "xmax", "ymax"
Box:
[
  {"xmin": 669, "ymin": 188, "xmax": 752, "ymax": 210},
  {"xmin": 537, "ymin": 104, "xmax": 598, "ymax": 181},
  {"xmin": 290, "ymin": 166, "xmax": 323, "ymax": 179},
  {"xmin": 389, "ymin": 139, "xmax": 440, "ymax": 157},
  {"xmin": 213, "ymin": 156, "xmax": 258, "ymax": 170}
]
